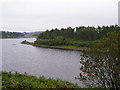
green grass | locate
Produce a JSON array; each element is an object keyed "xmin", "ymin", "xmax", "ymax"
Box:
[
  {"xmin": 0, "ymin": 71, "xmax": 2, "ymax": 90},
  {"xmin": 33, "ymin": 44, "xmax": 89, "ymax": 51},
  {"xmin": 2, "ymin": 72, "xmax": 80, "ymax": 89},
  {"xmin": 21, "ymin": 40, "xmax": 90, "ymax": 51},
  {"xmin": 33, "ymin": 39, "xmax": 99, "ymax": 50},
  {"xmin": 21, "ymin": 39, "xmax": 99, "ymax": 51}
]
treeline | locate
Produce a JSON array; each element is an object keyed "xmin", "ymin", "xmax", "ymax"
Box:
[
  {"xmin": 0, "ymin": 31, "xmax": 24, "ymax": 38},
  {"xmin": 34, "ymin": 25, "xmax": 120, "ymax": 47},
  {"xmin": 0, "ymin": 31, "xmax": 42, "ymax": 38},
  {"xmin": 37, "ymin": 25, "xmax": 120, "ymax": 41}
]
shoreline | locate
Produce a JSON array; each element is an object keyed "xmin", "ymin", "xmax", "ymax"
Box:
[
  {"xmin": 21, "ymin": 40, "xmax": 89, "ymax": 52},
  {"xmin": 34, "ymin": 44, "xmax": 88, "ymax": 52}
]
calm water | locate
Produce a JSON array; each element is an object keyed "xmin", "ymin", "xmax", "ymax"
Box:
[{"xmin": 2, "ymin": 38, "xmax": 84, "ymax": 86}]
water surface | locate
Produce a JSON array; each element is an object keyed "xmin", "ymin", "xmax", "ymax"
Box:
[{"xmin": 2, "ymin": 38, "xmax": 83, "ymax": 86}]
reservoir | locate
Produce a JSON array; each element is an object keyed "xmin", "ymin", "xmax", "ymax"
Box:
[{"xmin": 2, "ymin": 38, "xmax": 84, "ymax": 86}]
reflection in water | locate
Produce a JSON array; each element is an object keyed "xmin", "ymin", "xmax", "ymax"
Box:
[{"xmin": 2, "ymin": 38, "xmax": 84, "ymax": 86}]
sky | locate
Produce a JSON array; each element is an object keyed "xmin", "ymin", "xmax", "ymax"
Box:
[
  {"xmin": 119, "ymin": 1, "xmax": 120, "ymax": 25},
  {"xmin": 0, "ymin": 0, "xmax": 119, "ymax": 32}
]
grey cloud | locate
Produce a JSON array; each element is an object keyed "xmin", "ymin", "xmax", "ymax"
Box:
[{"xmin": 1, "ymin": 0, "xmax": 119, "ymax": 32}]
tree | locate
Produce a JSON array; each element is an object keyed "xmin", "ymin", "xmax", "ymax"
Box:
[
  {"xmin": 78, "ymin": 31, "xmax": 120, "ymax": 89},
  {"xmin": 1, "ymin": 31, "xmax": 24, "ymax": 38}
]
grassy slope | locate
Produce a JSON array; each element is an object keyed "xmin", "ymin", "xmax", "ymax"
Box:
[
  {"xmin": 0, "ymin": 72, "xmax": 1, "ymax": 90},
  {"xmin": 2, "ymin": 72, "xmax": 80, "ymax": 89},
  {"xmin": 21, "ymin": 40, "xmax": 92, "ymax": 51},
  {"xmin": 32, "ymin": 39, "xmax": 98, "ymax": 51}
]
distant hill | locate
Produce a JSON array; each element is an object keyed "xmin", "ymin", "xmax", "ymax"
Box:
[
  {"xmin": 23, "ymin": 31, "xmax": 43, "ymax": 37},
  {"xmin": 0, "ymin": 31, "xmax": 24, "ymax": 38},
  {"xmin": 0, "ymin": 31, "xmax": 43, "ymax": 38}
]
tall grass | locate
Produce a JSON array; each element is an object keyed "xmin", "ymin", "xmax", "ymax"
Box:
[{"xmin": 2, "ymin": 72, "xmax": 80, "ymax": 89}]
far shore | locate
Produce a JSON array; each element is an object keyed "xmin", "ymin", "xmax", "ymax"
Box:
[{"xmin": 0, "ymin": 37, "xmax": 36, "ymax": 39}]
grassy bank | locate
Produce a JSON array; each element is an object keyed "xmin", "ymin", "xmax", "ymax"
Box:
[
  {"xmin": 21, "ymin": 40, "xmax": 91, "ymax": 51},
  {"xmin": 2, "ymin": 72, "xmax": 80, "ymax": 89},
  {"xmin": 0, "ymin": 72, "xmax": 2, "ymax": 90},
  {"xmin": 34, "ymin": 44, "xmax": 89, "ymax": 52}
]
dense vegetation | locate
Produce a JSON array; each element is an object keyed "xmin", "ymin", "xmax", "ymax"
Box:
[
  {"xmin": 78, "ymin": 30, "xmax": 120, "ymax": 89},
  {"xmin": 34, "ymin": 25, "xmax": 120, "ymax": 47},
  {"xmin": 2, "ymin": 72, "xmax": 80, "ymax": 89}
]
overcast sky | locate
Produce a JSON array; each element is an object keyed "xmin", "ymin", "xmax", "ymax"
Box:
[{"xmin": 0, "ymin": 0, "xmax": 119, "ymax": 32}]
